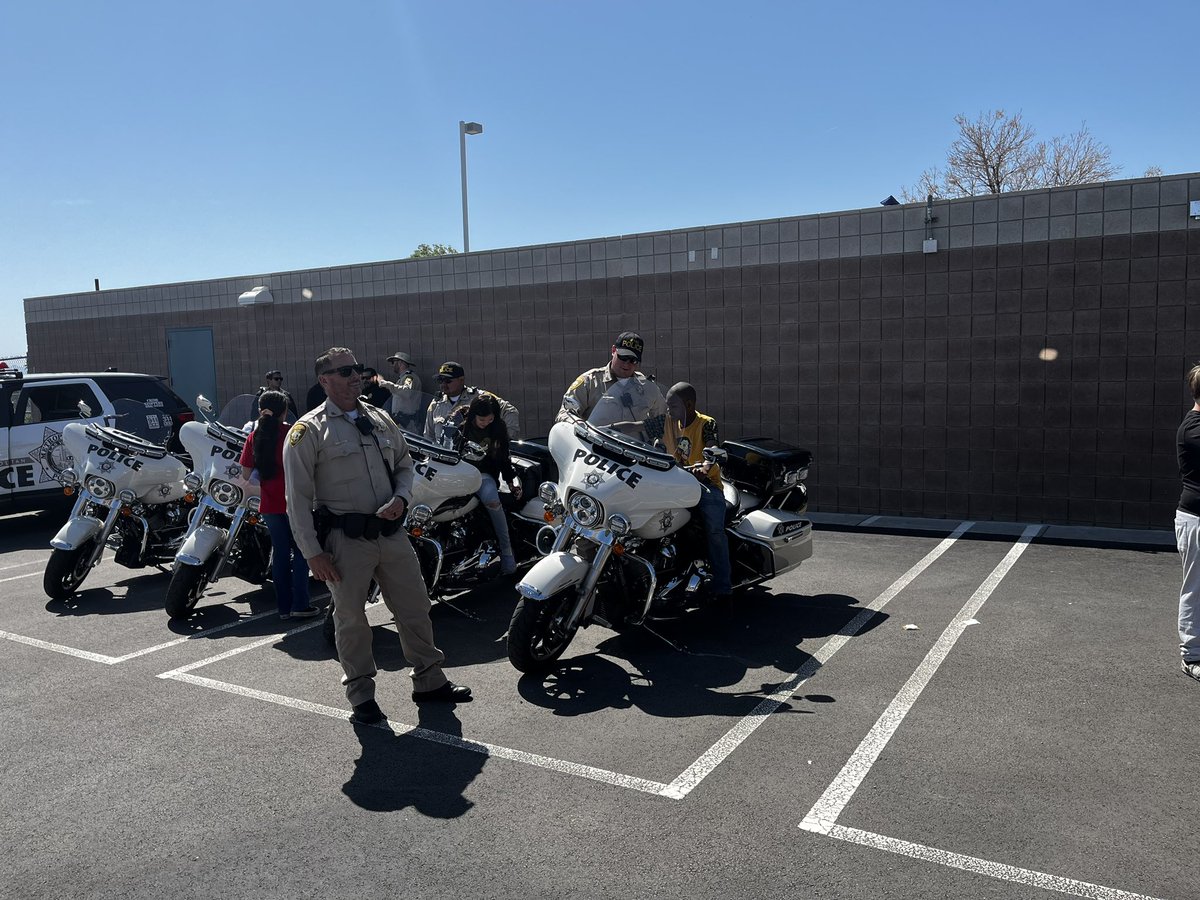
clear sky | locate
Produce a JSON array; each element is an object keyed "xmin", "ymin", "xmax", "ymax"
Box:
[{"xmin": 2, "ymin": 0, "xmax": 1195, "ymax": 359}]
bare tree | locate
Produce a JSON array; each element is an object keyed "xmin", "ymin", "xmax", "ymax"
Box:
[
  {"xmin": 1042, "ymin": 123, "xmax": 1118, "ymax": 187},
  {"xmin": 902, "ymin": 110, "xmax": 1119, "ymax": 202}
]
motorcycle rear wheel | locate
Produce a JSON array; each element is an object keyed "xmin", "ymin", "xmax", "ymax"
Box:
[
  {"xmin": 507, "ymin": 590, "xmax": 578, "ymax": 675},
  {"xmin": 165, "ymin": 564, "xmax": 208, "ymax": 619},
  {"xmin": 43, "ymin": 539, "xmax": 98, "ymax": 600}
]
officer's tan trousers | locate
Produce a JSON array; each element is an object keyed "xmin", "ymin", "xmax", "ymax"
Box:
[{"xmin": 326, "ymin": 529, "xmax": 447, "ymax": 705}]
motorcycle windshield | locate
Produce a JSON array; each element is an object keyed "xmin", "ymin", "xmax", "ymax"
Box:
[
  {"xmin": 585, "ymin": 382, "xmax": 663, "ymax": 452},
  {"xmin": 217, "ymin": 394, "xmax": 259, "ymax": 432},
  {"xmin": 109, "ymin": 398, "xmax": 175, "ymax": 446}
]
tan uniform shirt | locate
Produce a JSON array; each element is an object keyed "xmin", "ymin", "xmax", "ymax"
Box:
[
  {"xmin": 556, "ymin": 365, "xmax": 668, "ymax": 425},
  {"xmin": 377, "ymin": 369, "xmax": 423, "ymax": 419},
  {"xmin": 424, "ymin": 386, "xmax": 520, "ymax": 442},
  {"xmin": 283, "ymin": 399, "xmax": 415, "ymax": 560}
]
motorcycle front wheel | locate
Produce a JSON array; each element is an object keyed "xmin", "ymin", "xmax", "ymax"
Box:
[
  {"xmin": 164, "ymin": 563, "xmax": 208, "ymax": 619},
  {"xmin": 43, "ymin": 539, "xmax": 98, "ymax": 600},
  {"xmin": 507, "ymin": 589, "xmax": 579, "ymax": 675}
]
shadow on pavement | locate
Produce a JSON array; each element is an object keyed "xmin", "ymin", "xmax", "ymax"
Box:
[
  {"xmin": 342, "ymin": 705, "xmax": 482, "ymax": 818},
  {"xmin": 514, "ymin": 590, "xmax": 883, "ymax": 719}
]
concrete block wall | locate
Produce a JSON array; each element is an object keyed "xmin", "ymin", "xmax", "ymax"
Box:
[{"xmin": 25, "ymin": 173, "xmax": 1200, "ymax": 529}]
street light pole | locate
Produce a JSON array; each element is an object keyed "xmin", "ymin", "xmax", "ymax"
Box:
[{"xmin": 459, "ymin": 120, "xmax": 483, "ymax": 252}]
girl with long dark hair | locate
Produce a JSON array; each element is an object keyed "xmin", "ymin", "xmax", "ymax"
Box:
[
  {"xmin": 456, "ymin": 392, "xmax": 522, "ymax": 575},
  {"xmin": 238, "ymin": 390, "xmax": 318, "ymax": 619}
]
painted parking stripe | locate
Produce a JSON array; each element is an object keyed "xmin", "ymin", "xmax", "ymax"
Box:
[
  {"xmin": 792, "ymin": 526, "xmax": 1158, "ymax": 899},
  {"xmin": 0, "ymin": 559, "xmax": 43, "ymax": 572},
  {"xmin": 0, "ymin": 570, "xmax": 42, "ymax": 584},
  {"xmin": 0, "ymin": 630, "xmax": 120, "ymax": 664},
  {"xmin": 659, "ymin": 521, "xmax": 976, "ymax": 799},
  {"xmin": 802, "ymin": 524, "xmax": 1038, "ymax": 831},
  {"xmin": 817, "ymin": 826, "xmax": 1164, "ymax": 900},
  {"xmin": 166, "ymin": 672, "xmax": 671, "ymax": 796}
]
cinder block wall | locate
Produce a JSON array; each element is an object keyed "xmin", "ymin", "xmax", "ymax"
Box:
[{"xmin": 26, "ymin": 173, "xmax": 1200, "ymax": 529}]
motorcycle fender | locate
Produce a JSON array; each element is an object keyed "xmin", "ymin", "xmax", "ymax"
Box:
[
  {"xmin": 50, "ymin": 516, "xmax": 104, "ymax": 551},
  {"xmin": 516, "ymin": 551, "xmax": 589, "ymax": 601},
  {"xmin": 176, "ymin": 524, "xmax": 228, "ymax": 567}
]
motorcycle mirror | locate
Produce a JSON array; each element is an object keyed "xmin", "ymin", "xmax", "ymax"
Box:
[
  {"xmin": 463, "ymin": 440, "xmax": 486, "ymax": 463},
  {"xmin": 561, "ymin": 394, "xmax": 582, "ymax": 417},
  {"xmin": 197, "ymin": 395, "xmax": 215, "ymax": 417},
  {"xmin": 77, "ymin": 399, "xmax": 93, "ymax": 418},
  {"xmin": 703, "ymin": 447, "xmax": 728, "ymax": 465}
]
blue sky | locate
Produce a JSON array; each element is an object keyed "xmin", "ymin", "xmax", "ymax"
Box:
[{"xmin": 2, "ymin": 0, "xmax": 1194, "ymax": 358}]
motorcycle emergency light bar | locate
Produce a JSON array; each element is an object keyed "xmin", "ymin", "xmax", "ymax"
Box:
[
  {"xmin": 573, "ymin": 422, "xmax": 675, "ymax": 471},
  {"xmin": 404, "ymin": 433, "xmax": 461, "ymax": 467},
  {"xmin": 83, "ymin": 424, "xmax": 170, "ymax": 459}
]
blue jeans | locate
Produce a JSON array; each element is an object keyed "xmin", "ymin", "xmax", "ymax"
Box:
[
  {"xmin": 477, "ymin": 474, "xmax": 514, "ymax": 559},
  {"xmin": 696, "ymin": 482, "xmax": 732, "ymax": 594},
  {"xmin": 264, "ymin": 513, "xmax": 311, "ymax": 615}
]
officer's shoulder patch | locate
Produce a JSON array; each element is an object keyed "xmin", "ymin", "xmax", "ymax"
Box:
[
  {"xmin": 288, "ymin": 422, "xmax": 308, "ymax": 447},
  {"xmin": 567, "ymin": 375, "xmax": 585, "ymax": 393}
]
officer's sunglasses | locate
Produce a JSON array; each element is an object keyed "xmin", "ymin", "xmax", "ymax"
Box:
[
  {"xmin": 615, "ymin": 353, "xmax": 639, "ymax": 363},
  {"xmin": 321, "ymin": 364, "xmax": 365, "ymax": 378}
]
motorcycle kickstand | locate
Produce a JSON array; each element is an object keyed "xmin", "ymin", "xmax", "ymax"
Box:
[
  {"xmin": 430, "ymin": 594, "xmax": 484, "ymax": 621},
  {"xmin": 638, "ymin": 622, "xmax": 749, "ymax": 663}
]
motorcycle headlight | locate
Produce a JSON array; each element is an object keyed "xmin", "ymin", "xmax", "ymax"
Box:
[
  {"xmin": 407, "ymin": 503, "xmax": 434, "ymax": 528},
  {"xmin": 568, "ymin": 492, "xmax": 604, "ymax": 528},
  {"xmin": 246, "ymin": 495, "xmax": 261, "ymax": 512},
  {"xmin": 58, "ymin": 468, "xmax": 79, "ymax": 487},
  {"xmin": 183, "ymin": 473, "xmax": 204, "ymax": 491},
  {"xmin": 606, "ymin": 513, "xmax": 631, "ymax": 537},
  {"xmin": 209, "ymin": 480, "xmax": 243, "ymax": 507},
  {"xmin": 538, "ymin": 481, "xmax": 558, "ymax": 505},
  {"xmin": 118, "ymin": 489, "xmax": 137, "ymax": 504},
  {"xmin": 784, "ymin": 469, "xmax": 800, "ymax": 486},
  {"xmin": 83, "ymin": 475, "xmax": 115, "ymax": 500}
]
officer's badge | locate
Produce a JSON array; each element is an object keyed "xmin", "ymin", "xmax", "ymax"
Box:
[{"xmin": 288, "ymin": 423, "xmax": 307, "ymax": 447}]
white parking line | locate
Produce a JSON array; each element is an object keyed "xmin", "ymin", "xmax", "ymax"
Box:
[
  {"xmin": 817, "ymin": 826, "xmax": 1163, "ymax": 900},
  {"xmin": 165, "ymin": 672, "xmax": 671, "ymax": 796},
  {"xmin": 795, "ymin": 526, "xmax": 1159, "ymax": 899},
  {"xmin": 0, "ymin": 559, "xmax": 42, "ymax": 572},
  {"xmin": 802, "ymin": 524, "xmax": 1036, "ymax": 830},
  {"xmin": 659, "ymin": 521, "xmax": 976, "ymax": 799},
  {"xmin": 0, "ymin": 570, "xmax": 42, "ymax": 584},
  {"xmin": 0, "ymin": 607, "xmax": 307, "ymax": 665}
]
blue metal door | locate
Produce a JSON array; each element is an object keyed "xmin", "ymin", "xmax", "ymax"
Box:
[{"xmin": 166, "ymin": 327, "xmax": 218, "ymax": 415}]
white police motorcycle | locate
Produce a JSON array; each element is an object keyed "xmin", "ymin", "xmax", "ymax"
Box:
[
  {"xmin": 507, "ymin": 384, "xmax": 814, "ymax": 674},
  {"xmin": 164, "ymin": 394, "xmax": 272, "ymax": 619},
  {"xmin": 402, "ymin": 393, "xmax": 551, "ymax": 595},
  {"xmin": 44, "ymin": 400, "xmax": 190, "ymax": 600}
]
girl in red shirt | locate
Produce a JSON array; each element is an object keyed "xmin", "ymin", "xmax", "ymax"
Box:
[{"xmin": 239, "ymin": 391, "xmax": 318, "ymax": 619}]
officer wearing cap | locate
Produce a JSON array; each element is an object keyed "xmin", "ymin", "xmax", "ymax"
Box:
[
  {"xmin": 284, "ymin": 346, "xmax": 471, "ymax": 725},
  {"xmin": 250, "ymin": 369, "xmax": 300, "ymax": 421},
  {"xmin": 424, "ymin": 361, "xmax": 521, "ymax": 442},
  {"xmin": 557, "ymin": 331, "xmax": 667, "ymax": 438},
  {"xmin": 375, "ymin": 351, "xmax": 425, "ymax": 431}
]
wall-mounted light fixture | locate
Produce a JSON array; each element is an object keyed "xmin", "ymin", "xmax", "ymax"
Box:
[{"xmin": 923, "ymin": 194, "xmax": 938, "ymax": 253}]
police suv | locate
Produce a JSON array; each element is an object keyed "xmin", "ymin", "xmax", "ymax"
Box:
[{"xmin": 0, "ymin": 369, "xmax": 193, "ymax": 510}]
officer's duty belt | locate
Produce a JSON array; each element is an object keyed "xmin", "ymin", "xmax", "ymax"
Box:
[{"xmin": 327, "ymin": 512, "xmax": 402, "ymax": 541}]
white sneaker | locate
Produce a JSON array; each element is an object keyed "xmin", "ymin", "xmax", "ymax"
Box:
[{"xmin": 1182, "ymin": 659, "xmax": 1200, "ymax": 682}]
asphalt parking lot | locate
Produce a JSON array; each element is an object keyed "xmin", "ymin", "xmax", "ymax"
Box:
[{"xmin": 0, "ymin": 508, "xmax": 1192, "ymax": 900}]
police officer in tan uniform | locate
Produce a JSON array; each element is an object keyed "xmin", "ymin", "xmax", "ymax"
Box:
[
  {"xmin": 376, "ymin": 350, "xmax": 424, "ymax": 431},
  {"xmin": 424, "ymin": 361, "xmax": 521, "ymax": 442},
  {"xmin": 285, "ymin": 347, "xmax": 471, "ymax": 725},
  {"xmin": 557, "ymin": 331, "xmax": 667, "ymax": 438}
]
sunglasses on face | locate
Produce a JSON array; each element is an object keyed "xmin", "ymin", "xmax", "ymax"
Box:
[
  {"xmin": 615, "ymin": 353, "xmax": 639, "ymax": 363},
  {"xmin": 267, "ymin": 375, "xmax": 282, "ymax": 381},
  {"xmin": 321, "ymin": 364, "xmax": 365, "ymax": 378}
]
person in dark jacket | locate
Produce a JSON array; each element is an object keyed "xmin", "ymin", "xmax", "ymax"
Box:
[
  {"xmin": 250, "ymin": 369, "xmax": 299, "ymax": 420},
  {"xmin": 454, "ymin": 393, "xmax": 522, "ymax": 575}
]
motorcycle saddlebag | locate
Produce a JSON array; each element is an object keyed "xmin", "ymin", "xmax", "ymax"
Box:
[
  {"xmin": 720, "ymin": 437, "xmax": 812, "ymax": 497},
  {"xmin": 732, "ymin": 509, "xmax": 813, "ymax": 577}
]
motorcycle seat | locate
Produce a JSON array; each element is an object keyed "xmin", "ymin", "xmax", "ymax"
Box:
[{"xmin": 721, "ymin": 480, "xmax": 741, "ymax": 525}]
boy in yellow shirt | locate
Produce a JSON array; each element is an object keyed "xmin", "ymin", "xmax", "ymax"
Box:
[{"xmin": 664, "ymin": 382, "xmax": 732, "ymax": 601}]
